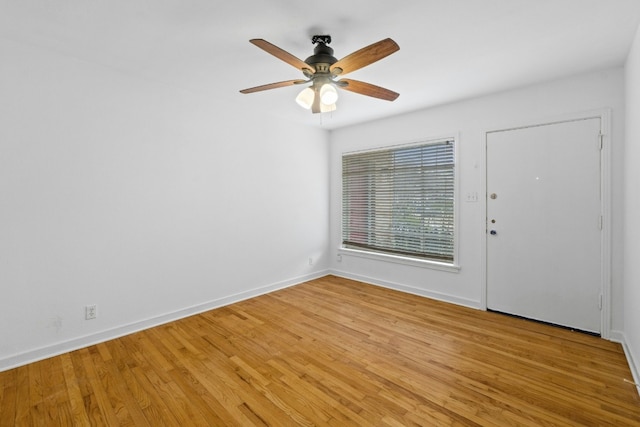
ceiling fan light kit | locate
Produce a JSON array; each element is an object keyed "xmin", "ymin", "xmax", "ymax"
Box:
[
  {"xmin": 295, "ymin": 87, "xmax": 315, "ymax": 109},
  {"xmin": 320, "ymin": 83, "xmax": 338, "ymax": 105},
  {"xmin": 240, "ymin": 35, "xmax": 400, "ymax": 114}
]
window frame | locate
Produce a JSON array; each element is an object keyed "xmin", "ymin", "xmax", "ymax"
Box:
[{"xmin": 339, "ymin": 136, "xmax": 460, "ymax": 272}]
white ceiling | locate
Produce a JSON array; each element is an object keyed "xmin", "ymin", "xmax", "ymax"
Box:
[{"xmin": 2, "ymin": 0, "xmax": 640, "ymax": 129}]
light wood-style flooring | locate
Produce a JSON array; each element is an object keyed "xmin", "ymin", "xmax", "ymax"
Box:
[{"xmin": 1, "ymin": 275, "xmax": 639, "ymax": 426}]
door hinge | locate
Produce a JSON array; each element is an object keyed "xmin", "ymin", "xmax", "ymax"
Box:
[
  {"xmin": 598, "ymin": 132, "xmax": 604, "ymax": 150},
  {"xmin": 598, "ymin": 294, "xmax": 603, "ymax": 310},
  {"xmin": 599, "ymin": 215, "xmax": 603, "ymax": 230}
]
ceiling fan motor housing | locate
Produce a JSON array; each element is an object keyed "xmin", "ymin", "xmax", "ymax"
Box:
[{"xmin": 305, "ymin": 36, "xmax": 337, "ymax": 73}]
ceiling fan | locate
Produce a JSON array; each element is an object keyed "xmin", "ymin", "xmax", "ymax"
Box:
[{"xmin": 239, "ymin": 35, "xmax": 400, "ymax": 114}]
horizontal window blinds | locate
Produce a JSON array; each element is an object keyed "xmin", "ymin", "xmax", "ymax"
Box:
[{"xmin": 342, "ymin": 140, "xmax": 455, "ymax": 262}]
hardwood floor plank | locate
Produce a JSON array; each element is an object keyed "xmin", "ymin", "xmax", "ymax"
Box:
[
  {"xmin": 60, "ymin": 353, "xmax": 92, "ymax": 426},
  {"xmin": 268, "ymin": 357, "xmax": 365, "ymax": 425},
  {"xmin": 128, "ymin": 365, "xmax": 182, "ymax": 427},
  {"xmin": 0, "ymin": 376, "xmax": 17, "ymax": 426},
  {"xmin": 232, "ymin": 368, "xmax": 316, "ymax": 426},
  {"xmin": 166, "ymin": 367, "xmax": 231, "ymax": 425},
  {"xmin": 14, "ymin": 365, "xmax": 31, "ymax": 425},
  {"xmin": 80, "ymin": 347, "xmax": 122, "ymax": 426},
  {"xmin": 98, "ymin": 345, "xmax": 151, "ymax": 427},
  {"xmin": 27, "ymin": 362, "xmax": 43, "ymax": 413},
  {"xmin": 41, "ymin": 355, "xmax": 70, "ymax": 423},
  {"xmin": 1, "ymin": 275, "xmax": 639, "ymax": 425}
]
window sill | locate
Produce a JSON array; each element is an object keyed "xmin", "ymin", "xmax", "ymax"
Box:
[{"xmin": 337, "ymin": 248, "xmax": 461, "ymax": 273}]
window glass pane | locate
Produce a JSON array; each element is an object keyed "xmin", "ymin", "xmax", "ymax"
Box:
[{"xmin": 342, "ymin": 139, "xmax": 455, "ymax": 262}]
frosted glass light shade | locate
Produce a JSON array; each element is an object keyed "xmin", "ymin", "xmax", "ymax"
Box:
[
  {"xmin": 320, "ymin": 103, "xmax": 337, "ymax": 113},
  {"xmin": 295, "ymin": 87, "xmax": 314, "ymax": 109},
  {"xmin": 320, "ymin": 84, "xmax": 338, "ymax": 105}
]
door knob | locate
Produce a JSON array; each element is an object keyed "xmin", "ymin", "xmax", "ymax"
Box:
[{"xmin": 490, "ymin": 230, "xmax": 497, "ymax": 235}]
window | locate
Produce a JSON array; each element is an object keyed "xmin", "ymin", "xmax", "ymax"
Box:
[{"xmin": 342, "ymin": 139, "xmax": 455, "ymax": 263}]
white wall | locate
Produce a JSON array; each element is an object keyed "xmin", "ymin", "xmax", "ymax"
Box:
[
  {"xmin": 0, "ymin": 37, "xmax": 330, "ymax": 370},
  {"xmin": 330, "ymin": 69, "xmax": 626, "ymax": 331},
  {"xmin": 624, "ymin": 26, "xmax": 640, "ymax": 386}
]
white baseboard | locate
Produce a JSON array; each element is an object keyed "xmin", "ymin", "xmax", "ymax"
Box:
[
  {"xmin": 0, "ymin": 270, "xmax": 330, "ymax": 372},
  {"xmin": 610, "ymin": 330, "xmax": 640, "ymax": 397},
  {"xmin": 330, "ymin": 269, "xmax": 481, "ymax": 310}
]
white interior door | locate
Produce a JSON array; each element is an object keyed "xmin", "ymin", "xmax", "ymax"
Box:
[{"xmin": 486, "ymin": 118, "xmax": 602, "ymax": 334}]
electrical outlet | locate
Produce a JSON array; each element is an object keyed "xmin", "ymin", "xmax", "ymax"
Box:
[{"xmin": 85, "ymin": 304, "xmax": 97, "ymax": 320}]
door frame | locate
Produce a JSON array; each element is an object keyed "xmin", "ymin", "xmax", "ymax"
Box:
[{"xmin": 480, "ymin": 109, "xmax": 612, "ymax": 339}]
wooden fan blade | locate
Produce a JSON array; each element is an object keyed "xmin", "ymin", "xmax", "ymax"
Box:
[
  {"xmin": 239, "ymin": 79, "xmax": 306, "ymax": 94},
  {"xmin": 330, "ymin": 38, "xmax": 399, "ymax": 76},
  {"xmin": 250, "ymin": 39, "xmax": 315, "ymax": 73},
  {"xmin": 339, "ymin": 79, "xmax": 399, "ymax": 101}
]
